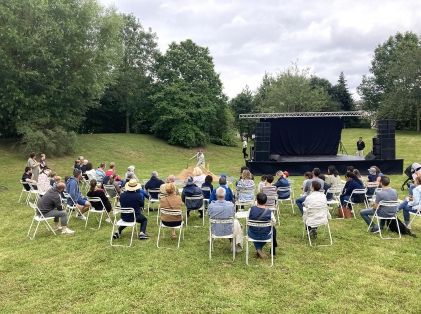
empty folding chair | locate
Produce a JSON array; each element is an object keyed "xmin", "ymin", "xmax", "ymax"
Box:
[
  {"xmin": 184, "ymin": 195, "xmax": 205, "ymax": 227},
  {"xmin": 27, "ymin": 202, "xmax": 57, "ymax": 240},
  {"xmin": 110, "ymin": 207, "xmax": 137, "ymax": 247},
  {"xmin": 277, "ymin": 187, "xmax": 295, "ymax": 214},
  {"xmin": 18, "ymin": 180, "xmax": 31, "ymax": 204},
  {"xmin": 209, "ymin": 217, "xmax": 235, "ymax": 260},
  {"xmin": 103, "ymin": 184, "xmax": 119, "ymax": 207},
  {"xmin": 367, "ymin": 200, "xmax": 401, "ymax": 239},
  {"xmin": 326, "ymin": 187, "xmax": 343, "ymax": 219},
  {"xmin": 157, "ymin": 208, "xmax": 184, "ymax": 249},
  {"xmin": 302, "ymin": 205, "xmax": 333, "ymax": 246},
  {"xmin": 245, "ymin": 219, "xmax": 275, "ymax": 267},
  {"xmin": 146, "ymin": 189, "xmax": 161, "ymax": 215},
  {"xmin": 85, "ymin": 197, "xmax": 110, "ymax": 229},
  {"xmin": 266, "ymin": 195, "xmax": 280, "ymax": 225},
  {"xmin": 344, "ymin": 188, "xmax": 369, "ymax": 218}
]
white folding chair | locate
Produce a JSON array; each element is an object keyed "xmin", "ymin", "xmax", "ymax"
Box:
[
  {"xmin": 110, "ymin": 207, "xmax": 137, "ymax": 247},
  {"xmin": 266, "ymin": 195, "xmax": 280, "ymax": 225},
  {"xmin": 62, "ymin": 191, "xmax": 84, "ymax": 223},
  {"xmin": 368, "ymin": 188, "xmax": 382, "ymax": 205},
  {"xmin": 201, "ymin": 187, "xmax": 212, "ymax": 208},
  {"xmin": 27, "ymin": 201, "xmax": 57, "ymax": 240},
  {"xmin": 302, "ymin": 205, "xmax": 333, "ymax": 246},
  {"xmin": 146, "ymin": 189, "xmax": 161, "ymax": 215},
  {"xmin": 18, "ymin": 180, "xmax": 32, "ymax": 204},
  {"xmin": 367, "ymin": 201, "xmax": 401, "ymax": 239},
  {"xmin": 85, "ymin": 197, "xmax": 110, "ymax": 229},
  {"xmin": 344, "ymin": 188, "xmax": 369, "ymax": 218},
  {"xmin": 326, "ymin": 187, "xmax": 343, "ymax": 219},
  {"xmin": 245, "ymin": 219, "xmax": 274, "ymax": 267},
  {"xmin": 80, "ymin": 177, "xmax": 90, "ymax": 193},
  {"xmin": 157, "ymin": 208, "xmax": 184, "ymax": 249},
  {"xmin": 409, "ymin": 204, "xmax": 421, "ymax": 229},
  {"xmin": 235, "ymin": 187, "xmax": 255, "ymax": 212},
  {"xmin": 366, "ymin": 182, "xmax": 380, "ymax": 203},
  {"xmin": 209, "ymin": 218, "xmax": 235, "ymax": 260},
  {"xmin": 277, "ymin": 187, "xmax": 294, "ymax": 214},
  {"xmin": 185, "ymin": 195, "xmax": 205, "ymax": 226},
  {"xmin": 103, "ymin": 184, "xmax": 119, "ymax": 207}
]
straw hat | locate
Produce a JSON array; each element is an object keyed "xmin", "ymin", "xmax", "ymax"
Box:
[{"xmin": 125, "ymin": 179, "xmax": 141, "ymax": 191}]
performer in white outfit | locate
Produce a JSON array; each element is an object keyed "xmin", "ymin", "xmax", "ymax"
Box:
[{"xmin": 190, "ymin": 150, "xmax": 205, "ymax": 168}]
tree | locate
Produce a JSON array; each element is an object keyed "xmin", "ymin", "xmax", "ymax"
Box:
[
  {"xmin": 331, "ymin": 72, "xmax": 354, "ymax": 111},
  {"xmin": 259, "ymin": 65, "xmax": 331, "ymax": 112},
  {"xmin": 152, "ymin": 39, "xmax": 235, "ymax": 147},
  {"xmin": 358, "ymin": 32, "xmax": 421, "ymax": 129},
  {"xmin": 309, "ymin": 76, "xmax": 341, "ymax": 111},
  {"xmin": 230, "ymin": 86, "xmax": 256, "ymax": 137},
  {"xmin": 252, "ymin": 72, "xmax": 274, "ymax": 111},
  {"xmin": 0, "ymin": 0, "xmax": 123, "ymax": 153}
]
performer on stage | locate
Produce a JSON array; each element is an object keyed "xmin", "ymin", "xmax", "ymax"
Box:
[
  {"xmin": 190, "ymin": 149, "xmax": 205, "ymax": 168},
  {"xmin": 242, "ymin": 138, "xmax": 248, "ymax": 159}
]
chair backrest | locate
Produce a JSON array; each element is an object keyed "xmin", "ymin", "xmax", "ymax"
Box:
[
  {"xmin": 246, "ymin": 219, "xmax": 273, "ymax": 228},
  {"xmin": 63, "ymin": 191, "xmax": 76, "ymax": 207},
  {"xmin": 327, "ymin": 187, "xmax": 342, "ymax": 195},
  {"xmin": 29, "ymin": 201, "xmax": 44, "ymax": 217},
  {"xmin": 350, "ymin": 188, "xmax": 367, "ymax": 195},
  {"xmin": 160, "ymin": 208, "xmax": 183, "ymax": 216},
  {"xmin": 209, "ymin": 217, "xmax": 234, "ymax": 236},
  {"xmin": 115, "ymin": 206, "xmax": 135, "ymax": 221},
  {"xmin": 185, "ymin": 195, "xmax": 204, "ymax": 201},
  {"xmin": 266, "ymin": 195, "xmax": 278, "ymax": 208},
  {"xmin": 103, "ymin": 184, "xmax": 117, "ymax": 198},
  {"xmin": 276, "ymin": 187, "xmax": 291, "ymax": 192},
  {"xmin": 87, "ymin": 197, "xmax": 105, "ymax": 211},
  {"xmin": 147, "ymin": 189, "xmax": 161, "ymax": 200},
  {"xmin": 366, "ymin": 182, "xmax": 379, "ymax": 188}
]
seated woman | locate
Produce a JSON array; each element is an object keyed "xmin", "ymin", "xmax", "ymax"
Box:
[
  {"xmin": 201, "ymin": 175, "xmax": 213, "ymax": 199},
  {"xmin": 37, "ymin": 167, "xmax": 52, "ymax": 195},
  {"xmin": 248, "ymin": 193, "xmax": 277, "ymax": 259},
  {"xmin": 236, "ymin": 169, "xmax": 255, "ymax": 202},
  {"xmin": 340, "ymin": 172, "xmax": 365, "ymax": 207},
  {"xmin": 159, "ymin": 183, "xmax": 183, "ymax": 239},
  {"xmin": 274, "ymin": 171, "xmax": 291, "ymax": 199},
  {"xmin": 192, "ymin": 167, "xmax": 206, "ymax": 187},
  {"xmin": 87, "ymin": 179, "xmax": 113, "ymax": 221},
  {"xmin": 325, "ymin": 165, "xmax": 342, "ymax": 188}
]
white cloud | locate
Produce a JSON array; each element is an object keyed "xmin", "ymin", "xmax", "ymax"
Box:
[{"xmin": 99, "ymin": 0, "xmax": 421, "ymax": 99}]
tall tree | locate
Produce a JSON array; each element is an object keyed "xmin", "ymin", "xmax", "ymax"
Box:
[
  {"xmin": 152, "ymin": 39, "xmax": 235, "ymax": 147},
  {"xmin": 230, "ymin": 86, "xmax": 256, "ymax": 137},
  {"xmin": 0, "ymin": 0, "xmax": 123, "ymax": 153},
  {"xmin": 331, "ymin": 72, "xmax": 354, "ymax": 111}
]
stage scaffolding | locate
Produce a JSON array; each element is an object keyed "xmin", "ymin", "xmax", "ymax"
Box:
[{"xmin": 239, "ymin": 111, "xmax": 368, "ymax": 119}]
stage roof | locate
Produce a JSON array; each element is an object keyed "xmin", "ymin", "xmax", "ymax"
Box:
[{"xmin": 239, "ymin": 111, "xmax": 368, "ymax": 119}]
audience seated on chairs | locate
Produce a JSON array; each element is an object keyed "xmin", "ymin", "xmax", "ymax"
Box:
[
  {"xmin": 22, "ymin": 167, "xmax": 37, "ymax": 191},
  {"xmin": 84, "ymin": 162, "xmax": 96, "ymax": 181},
  {"xmin": 145, "ymin": 171, "xmax": 165, "ymax": 199},
  {"xmin": 208, "ymin": 187, "xmax": 243, "ymax": 252},
  {"xmin": 274, "ymin": 171, "xmax": 291, "ymax": 199},
  {"xmin": 360, "ymin": 176, "xmax": 398, "ymax": 233},
  {"xmin": 108, "ymin": 175, "xmax": 122, "ymax": 196},
  {"xmin": 296, "ymin": 168, "xmax": 324, "ymax": 215},
  {"xmin": 248, "ymin": 193, "xmax": 277, "ymax": 259},
  {"xmin": 325, "ymin": 165, "xmax": 342, "ymax": 188},
  {"xmin": 37, "ymin": 167, "xmax": 52, "ymax": 195},
  {"xmin": 87, "ymin": 179, "xmax": 113, "ymax": 222},
  {"xmin": 37, "ymin": 182, "xmax": 74, "ymax": 234},
  {"xmin": 182, "ymin": 176, "xmax": 204, "ymax": 218},
  {"xmin": 201, "ymin": 175, "xmax": 214, "ymax": 199},
  {"xmin": 340, "ymin": 172, "xmax": 364, "ymax": 208},
  {"xmin": 398, "ymin": 176, "xmax": 421, "ymax": 228},
  {"xmin": 160, "ymin": 175, "xmax": 178, "ymax": 196},
  {"xmin": 159, "ymin": 183, "xmax": 183, "ymax": 239},
  {"xmin": 303, "ymin": 181, "xmax": 328, "ymax": 239},
  {"xmin": 80, "ymin": 159, "xmax": 89, "ymax": 174},
  {"xmin": 235, "ymin": 166, "xmax": 252, "ymax": 186},
  {"xmin": 125, "ymin": 165, "xmax": 138, "ymax": 182},
  {"xmin": 74, "ymin": 159, "xmax": 82, "ymax": 171},
  {"xmin": 236, "ymin": 169, "xmax": 255, "ymax": 202},
  {"xmin": 209, "ymin": 176, "xmax": 234, "ymax": 203},
  {"xmin": 95, "ymin": 162, "xmax": 106, "ymax": 183},
  {"xmin": 353, "ymin": 169, "xmax": 363, "ymax": 182},
  {"xmin": 318, "ymin": 174, "xmax": 331, "ymax": 197},
  {"xmin": 113, "ymin": 179, "xmax": 149, "ymax": 240},
  {"xmin": 105, "ymin": 162, "xmax": 115, "ymax": 177},
  {"xmin": 257, "ymin": 175, "xmax": 267, "ymax": 192},
  {"xmin": 192, "ymin": 167, "xmax": 206, "ymax": 187},
  {"xmin": 66, "ymin": 169, "xmax": 91, "ymax": 220},
  {"xmin": 261, "ymin": 175, "xmax": 277, "ymax": 206}
]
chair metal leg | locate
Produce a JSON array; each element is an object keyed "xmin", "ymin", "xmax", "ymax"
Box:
[
  {"xmin": 110, "ymin": 221, "xmax": 116, "ymax": 246},
  {"xmin": 129, "ymin": 225, "xmax": 135, "ymax": 247},
  {"xmin": 156, "ymin": 224, "xmax": 162, "ymax": 248},
  {"xmin": 245, "ymin": 237, "xmax": 249, "ymax": 265},
  {"xmin": 27, "ymin": 218, "xmax": 35, "ymax": 238},
  {"xmin": 270, "ymin": 237, "xmax": 274, "ymax": 267},
  {"xmin": 177, "ymin": 225, "xmax": 182, "ymax": 249},
  {"xmin": 232, "ymin": 237, "xmax": 235, "ymax": 261},
  {"xmin": 98, "ymin": 211, "xmax": 104, "ymax": 229},
  {"xmin": 209, "ymin": 234, "xmax": 212, "ymax": 260}
]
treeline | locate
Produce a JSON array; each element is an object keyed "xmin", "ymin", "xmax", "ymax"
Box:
[{"xmin": 0, "ymin": 0, "xmax": 236, "ymax": 154}]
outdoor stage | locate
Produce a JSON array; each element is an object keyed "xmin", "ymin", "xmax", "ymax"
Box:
[{"xmin": 246, "ymin": 155, "xmax": 404, "ymax": 176}]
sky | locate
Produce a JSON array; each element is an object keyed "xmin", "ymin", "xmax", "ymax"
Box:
[{"xmin": 99, "ymin": 0, "xmax": 421, "ymax": 99}]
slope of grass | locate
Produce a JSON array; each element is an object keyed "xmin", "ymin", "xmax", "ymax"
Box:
[{"xmin": 0, "ymin": 129, "xmax": 420, "ymax": 313}]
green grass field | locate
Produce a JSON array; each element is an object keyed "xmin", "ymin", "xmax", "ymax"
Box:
[{"xmin": 0, "ymin": 129, "xmax": 420, "ymax": 313}]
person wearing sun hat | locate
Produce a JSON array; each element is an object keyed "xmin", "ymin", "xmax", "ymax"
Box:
[{"xmin": 113, "ymin": 179, "xmax": 149, "ymax": 240}]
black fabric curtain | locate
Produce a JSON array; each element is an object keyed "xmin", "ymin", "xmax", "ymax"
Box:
[{"xmin": 266, "ymin": 117, "xmax": 343, "ymax": 156}]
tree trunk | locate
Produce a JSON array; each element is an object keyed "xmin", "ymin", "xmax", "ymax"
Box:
[
  {"xmin": 125, "ymin": 111, "xmax": 130, "ymax": 134},
  {"xmin": 417, "ymin": 108, "xmax": 420, "ymax": 132}
]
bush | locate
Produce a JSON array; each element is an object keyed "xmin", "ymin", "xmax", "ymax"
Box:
[
  {"xmin": 168, "ymin": 124, "xmax": 209, "ymax": 148},
  {"xmin": 19, "ymin": 126, "xmax": 77, "ymax": 156}
]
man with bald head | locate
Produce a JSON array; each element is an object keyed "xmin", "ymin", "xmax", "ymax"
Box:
[{"xmin": 37, "ymin": 182, "xmax": 75, "ymax": 235}]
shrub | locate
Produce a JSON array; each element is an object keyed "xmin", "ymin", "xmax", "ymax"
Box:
[{"xmin": 168, "ymin": 124, "xmax": 209, "ymax": 148}]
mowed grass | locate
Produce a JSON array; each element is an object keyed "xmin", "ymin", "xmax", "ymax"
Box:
[{"xmin": 0, "ymin": 129, "xmax": 420, "ymax": 313}]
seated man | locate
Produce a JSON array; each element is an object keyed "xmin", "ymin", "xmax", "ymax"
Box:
[
  {"xmin": 303, "ymin": 181, "xmax": 328, "ymax": 239},
  {"xmin": 145, "ymin": 171, "xmax": 165, "ymax": 200},
  {"xmin": 248, "ymin": 193, "xmax": 277, "ymax": 259},
  {"xmin": 182, "ymin": 176, "xmax": 204, "ymax": 218},
  {"xmin": 208, "ymin": 187, "xmax": 243, "ymax": 252},
  {"xmin": 209, "ymin": 176, "xmax": 234, "ymax": 203},
  {"xmin": 66, "ymin": 169, "xmax": 90, "ymax": 220},
  {"xmin": 22, "ymin": 166, "xmax": 37, "ymax": 191},
  {"xmin": 274, "ymin": 171, "xmax": 290, "ymax": 200},
  {"xmin": 360, "ymin": 176, "xmax": 398, "ymax": 233},
  {"xmin": 113, "ymin": 179, "xmax": 149, "ymax": 240},
  {"xmin": 296, "ymin": 168, "xmax": 324, "ymax": 215},
  {"xmin": 37, "ymin": 182, "xmax": 74, "ymax": 234},
  {"xmin": 95, "ymin": 162, "xmax": 106, "ymax": 183}
]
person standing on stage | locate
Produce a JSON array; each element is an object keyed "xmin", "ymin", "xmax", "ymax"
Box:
[
  {"xmin": 190, "ymin": 149, "xmax": 205, "ymax": 168},
  {"xmin": 242, "ymin": 137, "xmax": 248, "ymax": 159},
  {"xmin": 356, "ymin": 137, "xmax": 365, "ymax": 157}
]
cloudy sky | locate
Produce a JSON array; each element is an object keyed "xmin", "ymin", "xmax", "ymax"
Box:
[{"xmin": 99, "ymin": 0, "xmax": 421, "ymax": 99}]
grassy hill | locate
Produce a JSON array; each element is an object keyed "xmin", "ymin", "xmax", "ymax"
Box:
[{"xmin": 0, "ymin": 129, "xmax": 420, "ymax": 313}]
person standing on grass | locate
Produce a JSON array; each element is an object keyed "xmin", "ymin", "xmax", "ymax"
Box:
[
  {"xmin": 66, "ymin": 169, "xmax": 90, "ymax": 220},
  {"xmin": 26, "ymin": 152, "xmax": 40, "ymax": 181},
  {"xmin": 37, "ymin": 182, "xmax": 75, "ymax": 235},
  {"xmin": 114, "ymin": 179, "xmax": 149, "ymax": 240},
  {"xmin": 356, "ymin": 137, "xmax": 365, "ymax": 157},
  {"xmin": 248, "ymin": 193, "xmax": 277, "ymax": 259},
  {"xmin": 242, "ymin": 138, "xmax": 248, "ymax": 159}
]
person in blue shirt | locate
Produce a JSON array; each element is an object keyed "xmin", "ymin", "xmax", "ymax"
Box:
[
  {"xmin": 248, "ymin": 193, "xmax": 277, "ymax": 259},
  {"xmin": 66, "ymin": 169, "xmax": 90, "ymax": 220},
  {"xmin": 181, "ymin": 177, "xmax": 204, "ymax": 218},
  {"xmin": 209, "ymin": 176, "xmax": 234, "ymax": 203},
  {"xmin": 274, "ymin": 170, "xmax": 290, "ymax": 199},
  {"xmin": 201, "ymin": 175, "xmax": 214, "ymax": 199},
  {"xmin": 113, "ymin": 179, "xmax": 149, "ymax": 240},
  {"xmin": 340, "ymin": 171, "xmax": 364, "ymax": 207},
  {"xmin": 145, "ymin": 171, "xmax": 165, "ymax": 200}
]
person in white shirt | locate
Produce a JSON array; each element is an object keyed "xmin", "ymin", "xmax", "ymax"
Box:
[
  {"xmin": 242, "ymin": 138, "xmax": 248, "ymax": 159},
  {"xmin": 303, "ymin": 180, "xmax": 328, "ymax": 239},
  {"xmin": 192, "ymin": 167, "xmax": 206, "ymax": 187}
]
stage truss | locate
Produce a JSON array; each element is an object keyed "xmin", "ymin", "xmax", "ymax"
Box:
[{"xmin": 239, "ymin": 111, "xmax": 369, "ymax": 119}]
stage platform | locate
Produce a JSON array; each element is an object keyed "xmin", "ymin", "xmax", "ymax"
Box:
[{"xmin": 246, "ymin": 155, "xmax": 404, "ymax": 176}]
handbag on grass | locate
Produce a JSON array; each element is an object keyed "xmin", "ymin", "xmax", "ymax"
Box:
[{"xmin": 338, "ymin": 205, "xmax": 353, "ymax": 219}]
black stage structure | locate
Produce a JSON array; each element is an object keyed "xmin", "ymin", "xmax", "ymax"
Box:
[{"xmin": 241, "ymin": 112, "xmax": 403, "ymax": 176}]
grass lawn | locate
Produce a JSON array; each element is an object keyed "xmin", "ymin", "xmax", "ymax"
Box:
[{"xmin": 0, "ymin": 129, "xmax": 420, "ymax": 313}]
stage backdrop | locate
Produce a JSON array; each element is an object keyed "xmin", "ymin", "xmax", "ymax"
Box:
[{"xmin": 266, "ymin": 117, "xmax": 343, "ymax": 156}]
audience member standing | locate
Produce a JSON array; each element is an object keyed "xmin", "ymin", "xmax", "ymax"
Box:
[{"xmin": 26, "ymin": 152, "xmax": 40, "ymax": 181}]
